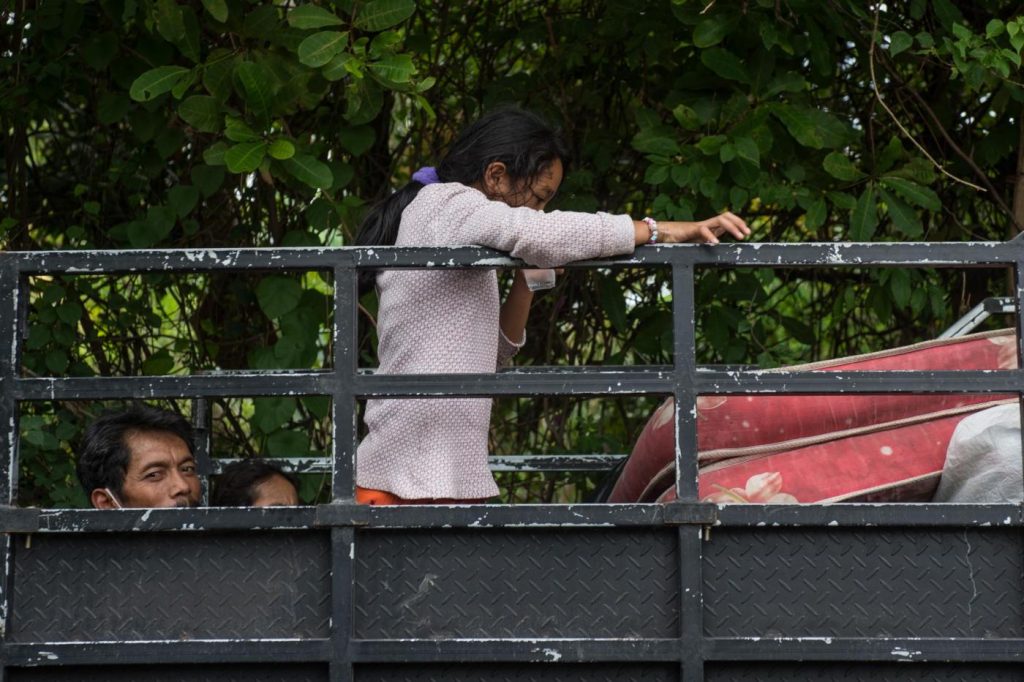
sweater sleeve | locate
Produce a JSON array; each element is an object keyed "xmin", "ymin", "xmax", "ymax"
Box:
[{"xmin": 423, "ymin": 184, "xmax": 636, "ymax": 268}]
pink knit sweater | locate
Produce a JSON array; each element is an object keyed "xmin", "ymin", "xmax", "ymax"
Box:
[{"xmin": 356, "ymin": 183, "xmax": 636, "ymax": 499}]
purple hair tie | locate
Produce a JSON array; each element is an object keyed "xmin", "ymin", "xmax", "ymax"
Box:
[{"xmin": 412, "ymin": 166, "xmax": 439, "ymax": 185}]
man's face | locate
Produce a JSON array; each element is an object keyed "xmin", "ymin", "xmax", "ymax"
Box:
[{"xmin": 92, "ymin": 430, "xmax": 201, "ymax": 508}]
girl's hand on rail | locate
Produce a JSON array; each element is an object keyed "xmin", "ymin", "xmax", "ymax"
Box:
[{"xmin": 635, "ymin": 212, "xmax": 750, "ymax": 245}]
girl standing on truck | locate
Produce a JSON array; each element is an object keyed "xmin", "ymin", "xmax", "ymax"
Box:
[{"xmin": 354, "ymin": 107, "xmax": 750, "ymax": 505}]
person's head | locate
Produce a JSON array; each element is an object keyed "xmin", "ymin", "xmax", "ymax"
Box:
[
  {"xmin": 211, "ymin": 459, "xmax": 300, "ymax": 507},
  {"xmin": 355, "ymin": 107, "xmax": 571, "ymax": 293},
  {"xmin": 76, "ymin": 405, "xmax": 200, "ymax": 509}
]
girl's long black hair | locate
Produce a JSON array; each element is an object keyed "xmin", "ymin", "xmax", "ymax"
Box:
[{"xmin": 355, "ymin": 107, "xmax": 570, "ymax": 295}]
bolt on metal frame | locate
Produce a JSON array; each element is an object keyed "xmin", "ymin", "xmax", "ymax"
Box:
[{"xmin": 0, "ymin": 242, "xmax": 1022, "ymax": 681}]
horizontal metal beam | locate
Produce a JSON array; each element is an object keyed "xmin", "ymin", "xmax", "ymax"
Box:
[
  {"xmin": 713, "ymin": 503, "xmax": 1024, "ymax": 527},
  {"xmin": 348, "ymin": 638, "xmax": 681, "ymax": 663},
  {"xmin": 705, "ymin": 637, "xmax": 1024, "ymax": 662},
  {"xmin": 208, "ymin": 454, "xmax": 626, "ymax": 475},
  {"xmin": 2, "ymin": 640, "xmax": 331, "ymax": 666},
  {"xmin": 5, "ymin": 241, "xmax": 1018, "ymax": 275},
  {"xmin": 6, "ymin": 503, "xmax": 1022, "ymax": 533},
  {"xmin": 12, "ymin": 368, "xmax": 1022, "ymax": 401}
]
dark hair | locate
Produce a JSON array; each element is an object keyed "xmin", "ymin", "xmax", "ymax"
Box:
[
  {"xmin": 211, "ymin": 459, "xmax": 300, "ymax": 506},
  {"xmin": 76, "ymin": 405, "xmax": 195, "ymax": 497},
  {"xmin": 355, "ymin": 107, "xmax": 571, "ymax": 294}
]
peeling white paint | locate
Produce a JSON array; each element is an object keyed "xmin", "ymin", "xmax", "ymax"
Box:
[{"xmin": 536, "ymin": 647, "xmax": 562, "ymax": 661}]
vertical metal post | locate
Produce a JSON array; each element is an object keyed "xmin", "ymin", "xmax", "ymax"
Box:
[
  {"xmin": 192, "ymin": 397, "xmax": 213, "ymax": 505},
  {"xmin": 0, "ymin": 260, "xmax": 23, "ymax": 672},
  {"xmin": 1014, "ymin": 260, "xmax": 1024, "ymax": 515},
  {"xmin": 332, "ymin": 260, "xmax": 358, "ymax": 502},
  {"xmin": 671, "ymin": 261, "xmax": 699, "ymax": 501},
  {"xmin": 329, "ymin": 526, "xmax": 355, "ymax": 682},
  {"xmin": 672, "ymin": 258, "xmax": 703, "ymax": 681}
]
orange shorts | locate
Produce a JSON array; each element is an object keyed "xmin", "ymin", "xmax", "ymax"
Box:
[{"xmin": 355, "ymin": 486, "xmax": 486, "ymax": 505}]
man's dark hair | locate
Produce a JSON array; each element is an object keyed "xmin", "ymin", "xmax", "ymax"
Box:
[
  {"xmin": 76, "ymin": 405, "xmax": 195, "ymax": 497},
  {"xmin": 211, "ymin": 459, "xmax": 300, "ymax": 506}
]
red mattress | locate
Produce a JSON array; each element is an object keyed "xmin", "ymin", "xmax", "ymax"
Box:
[{"xmin": 608, "ymin": 329, "xmax": 1018, "ymax": 504}]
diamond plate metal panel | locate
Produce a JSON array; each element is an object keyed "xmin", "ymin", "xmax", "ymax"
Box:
[
  {"xmin": 354, "ymin": 529, "xmax": 678, "ymax": 638},
  {"xmin": 10, "ymin": 532, "xmax": 330, "ymax": 641},
  {"xmin": 703, "ymin": 529, "xmax": 1023, "ymax": 638},
  {"xmin": 354, "ymin": 664, "xmax": 678, "ymax": 682},
  {"xmin": 705, "ymin": 663, "xmax": 1023, "ymax": 681},
  {"xmin": 8, "ymin": 665, "xmax": 327, "ymax": 682}
]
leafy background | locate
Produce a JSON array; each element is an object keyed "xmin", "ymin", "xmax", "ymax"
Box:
[{"xmin": 2, "ymin": 0, "xmax": 1023, "ymax": 506}]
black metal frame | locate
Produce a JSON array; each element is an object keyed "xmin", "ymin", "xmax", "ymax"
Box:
[{"xmin": 1, "ymin": 242, "xmax": 1023, "ymax": 681}]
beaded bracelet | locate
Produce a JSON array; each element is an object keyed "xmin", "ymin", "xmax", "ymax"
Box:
[{"xmin": 642, "ymin": 216, "xmax": 659, "ymax": 244}]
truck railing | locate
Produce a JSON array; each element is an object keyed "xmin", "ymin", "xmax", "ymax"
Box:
[{"xmin": 1, "ymin": 241, "xmax": 1022, "ymax": 681}]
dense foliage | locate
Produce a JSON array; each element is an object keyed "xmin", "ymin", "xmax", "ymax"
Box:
[{"xmin": 3, "ymin": 0, "xmax": 1022, "ymax": 506}]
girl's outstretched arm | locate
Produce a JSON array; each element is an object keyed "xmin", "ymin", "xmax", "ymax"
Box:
[{"xmin": 633, "ymin": 211, "xmax": 750, "ymax": 245}]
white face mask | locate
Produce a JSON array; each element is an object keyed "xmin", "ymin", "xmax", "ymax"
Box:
[{"xmin": 103, "ymin": 488, "xmax": 123, "ymax": 509}]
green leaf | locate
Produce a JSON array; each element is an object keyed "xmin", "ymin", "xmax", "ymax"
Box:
[
  {"xmin": 235, "ymin": 61, "xmax": 275, "ymax": 117},
  {"xmin": 700, "ymin": 47, "xmax": 750, "ymax": 84},
  {"xmin": 772, "ymin": 104, "xmax": 850, "ymax": 149},
  {"xmin": 129, "ymin": 66, "xmax": 190, "ymax": 102},
  {"xmin": 168, "ymin": 185, "xmax": 200, "ymax": 218},
  {"xmin": 268, "ymin": 139, "xmax": 296, "ymax": 160},
  {"xmin": 986, "ymin": 19, "xmax": 1005, "ymax": 39},
  {"xmin": 253, "ymin": 397, "xmax": 297, "ymax": 433},
  {"xmin": 266, "ymin": 429, "xmax": 309, "ymax": 456},
  {"xmin": 370, "ymin": 30, "xmax": 403, "ymax": 57},
  {"xmin": 693, "ymin": 16, "xmax": 729, "ymax": 48},
  {"xmin": 242, "ymin": 4, "xmax": 280, "ymax": 39},
  {"xmin": 889, "ymin": 269, "xmax": 912, "ymax": 308},
  {"xmin": 178, "ymin": 95, "xmax": 221, "ymax": 132},
  {"xmin": 202, "ymin": 49, "xmax": 236, "ymax": 101},
  {"xmin": 672, "ymin": 104, "xmax": 700, "ymax": 130},
  {"xmin": 368, "ymin": 53, "xmax": 415, "ymax": 83},
  {"xmin": 203, "ymin": 141, "xmax": 228, "ymax": 166},
  {"xmin": 224, "ymin": 142, "xmax": 267, "ymax": 173},
  {"xmin": 880, "ymin": 188, "xmax": 923, "ymax": 238},
  {"xmin": 256, "ymin": 276, "xmax": 303, "ymax": 319},
  {"xmin": 849, "ymin": 185, "xmax": 878, "ymax": 241},
  {"xmin": 56, "ymin": 301, "xmax": 83, "ymax": 324},
  {"xmin": 880, "ymin": 176, "xmax": 941, "ymax": 211},
  {"xmin": 354, "ymin": 0, "xmax": 416, "ymax": 31},
  {"xmin": 175, "ymin": 6, "xmax": 201, "ymax": 63},
  {"xmin": 154, "ymin": 0, "xmax": 185, "ymax": 42},
  {"xmin": 297, "ymin": 31, "xmax": 348, "ymax": 68},
  {"xmin": 338, "ymin": 124, "xmax": 376, "ymax": 156},
  {"xmin": 45, "ymin": 350, "xmax": 69, "ymax": 374},
  {"xmin": 225, "ymin": 117, "xmax": 261, "ymax": 142},
  {"xmin": 97, "ymin": 92, "xmax": 130, "ymax": 125},
  {"xmin": 889, "ymin": 30, "xmax": 914, "ymax": 56},
  {"xmin": 201, "ymin": 0, "xmax": 228, "ymax": 22},
  {"xmin": 192, "ymin": 165, "xmax": 225, "ymax": 197},
  {"xmin": 804, "ymin": 195, "xmax": 826, "ymax": 229},
  {"xmin": 142, "ymin": 350, "xmax": 175, "ymax": 375},
  {"xmin": 696, "ymin": 134, "xmax": 727, "ymax": 155},
  {"xmin": 598, "ymin": 274, "xmax": 628, "ymax": 333},
  {"xmin": 632, "ymin": 129, "xmax": 680, "ymax": 156},
  {"xmin": 287, "ymin": 4, "xmax": 344, "ymax": 29},
  {"xmin": 822, "ymin": 152, "xmax": 865, "ymax": 181},
  {"xmin": 733, "ymin": 137, "xmax": 760, "ymax": 167},
  {"xmin": 323, "ymin": 52, "xmax": 359, "ymax": 81},
  {"xmin": 826, "ymin": 191, "xmax": 857, "ymax": 210},
  {"xmin": 284, "ymin": 154, "xmax": 334, "ymax": 189}
]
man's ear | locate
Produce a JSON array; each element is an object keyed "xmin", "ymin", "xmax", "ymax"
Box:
[
  {"xmin": 481, "ymin": 161, "xmax": 508, "ymax": 198},
  {"xmin": 91, "ymin": 488, "xmax": 117, "ymax": 509}
]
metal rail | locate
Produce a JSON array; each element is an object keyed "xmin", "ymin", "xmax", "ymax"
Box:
[{"xmin": 1, "ymin": 241, "xmax": 1023, "ymax": 681}]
